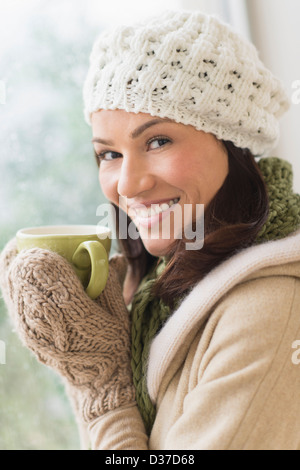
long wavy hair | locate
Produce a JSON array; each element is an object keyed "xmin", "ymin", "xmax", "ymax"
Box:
[{"xmin": 96, "ymin": 140, "xmax": 269, "ymax": 309}]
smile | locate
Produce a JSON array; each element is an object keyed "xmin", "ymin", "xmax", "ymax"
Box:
[{"xmin": 132, "ymin": 198, "xmax": 180, "ymax": 228}]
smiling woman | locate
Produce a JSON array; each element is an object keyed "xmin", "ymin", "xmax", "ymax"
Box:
[{"xmin": 1, "ymin": 9, "xmax": 300, "ymax": 451}]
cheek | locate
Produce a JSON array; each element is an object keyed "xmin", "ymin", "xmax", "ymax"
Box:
[
  {"xmin": 161, "ymin": 153, "xmax": 193, "ymax": 186},
  {"xmin": 168, "ymin": 151, "xmax": 227, "ymax": 203},
  {"xmin": 166, "ymin": 153, "xmax": 201, "ymax": 190}
]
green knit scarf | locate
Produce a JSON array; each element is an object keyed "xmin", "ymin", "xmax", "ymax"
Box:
[{"xmin": 129, "ymin": 157, "xmax": 300, "ymax": 435}]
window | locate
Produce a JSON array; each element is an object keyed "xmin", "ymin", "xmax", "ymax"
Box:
[{"xmin": 0, "ymin": 0, "xmax": 177, "ymax": 451}]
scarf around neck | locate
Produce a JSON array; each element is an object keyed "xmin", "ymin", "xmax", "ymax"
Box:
[{"xmin": 129, "ymin": 157, "xmax": 300, "ymax": 435}]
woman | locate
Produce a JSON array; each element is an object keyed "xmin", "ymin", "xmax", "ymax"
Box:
[{"xmin": 1, "ymin": 10, "xmax": 300, "ymax": 450}]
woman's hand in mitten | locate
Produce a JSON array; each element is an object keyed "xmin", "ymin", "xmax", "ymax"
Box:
[{"xmin": 0, "ymin": 239, "xmax": 135, "ymax": 423}]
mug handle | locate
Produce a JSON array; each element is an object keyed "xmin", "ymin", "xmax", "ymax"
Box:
[{"xmin": 72, "ymin": 240, "xmax": 109, "ymax": 300}]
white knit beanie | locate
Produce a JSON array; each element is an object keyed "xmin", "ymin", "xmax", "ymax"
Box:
[{"xmin": 83, "ymin": 10, "xmax": 290, "ymax": 156}]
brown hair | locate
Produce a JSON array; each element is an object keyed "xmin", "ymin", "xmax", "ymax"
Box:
[{"xmin": 96, "ymin": 140, "xmax": 269, "ymax": 309}]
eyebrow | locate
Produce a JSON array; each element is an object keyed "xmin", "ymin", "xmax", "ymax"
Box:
[{"xmin": 91, "ymin": 117, "xmax": 173, "ymax": 145}]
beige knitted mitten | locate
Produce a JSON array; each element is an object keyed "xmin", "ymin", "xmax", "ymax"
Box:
[{"xmin": 0, "ymin": 238, "xmax": 135, "ymax": 424}]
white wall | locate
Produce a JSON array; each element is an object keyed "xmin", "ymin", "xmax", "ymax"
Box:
[
  {"xmin": 246, "ymin": 0, "xmax": 300, "ymax": 191},
  {"xmin": 181, "ymin": 0, "xmax": 251, "ymax": 38}
]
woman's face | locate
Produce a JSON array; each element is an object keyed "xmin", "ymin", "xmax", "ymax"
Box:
[{"xmin": 92, "ymin": 109, "xmax": 229, "ymax": 257}]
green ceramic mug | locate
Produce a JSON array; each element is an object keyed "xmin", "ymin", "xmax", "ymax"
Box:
[{"xmin": 16, "ymin": 225, "xmax": 112, "ymax": 300}]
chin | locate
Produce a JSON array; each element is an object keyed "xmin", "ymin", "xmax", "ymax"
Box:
[{"xmin": 141, "ymin": 238, "xmax": 175, "ymax": 258}]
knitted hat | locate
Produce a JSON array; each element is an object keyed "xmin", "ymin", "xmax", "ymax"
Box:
[{"xmin": 83, "ymin": 10, "xmax": 290, "ymax": 156}]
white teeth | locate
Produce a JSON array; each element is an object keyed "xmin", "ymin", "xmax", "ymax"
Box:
[{"xmin": 134, "ymin": 198, "xmax": 180, "ymax": 218}]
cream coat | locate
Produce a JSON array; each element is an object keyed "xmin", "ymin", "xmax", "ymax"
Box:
[{"xmin": 88, "ymin": 229, "xmax": 300, "ymax": 450}]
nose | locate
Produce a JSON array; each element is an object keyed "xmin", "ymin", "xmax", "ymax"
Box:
[{"xmin": 117, "ymin": 153, "xmax": 156, "ymax": 199}]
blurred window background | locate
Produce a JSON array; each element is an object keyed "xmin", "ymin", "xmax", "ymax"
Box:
[{"xmin": 0, "ymin": 0, "xmax": 299, "ymax": 450}]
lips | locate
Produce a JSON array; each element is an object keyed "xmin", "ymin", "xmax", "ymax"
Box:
[
  {"xmin": 132, "ymin": 198, "xmax": 180, "ymax": 218},
  {"xmin": 130, "ymin": 197, "xmax": 181, "ymax": 228},
  {"xmin": 129, "ymin": 197, "xmax": 180, "ymax": 211}
]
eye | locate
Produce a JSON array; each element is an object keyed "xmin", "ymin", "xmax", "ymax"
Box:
[
  {"xmin": 97, "ymin": 150, "xmax": 122, "ymax": 162},
  {"xmin": 147, "ymin": 136, "xmax": 171, "ymax": 150}
]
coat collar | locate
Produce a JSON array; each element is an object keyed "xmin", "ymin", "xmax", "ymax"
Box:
[{"xmin": 147, "ymin": 229, "xmax": 300, "ymax": 403}]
